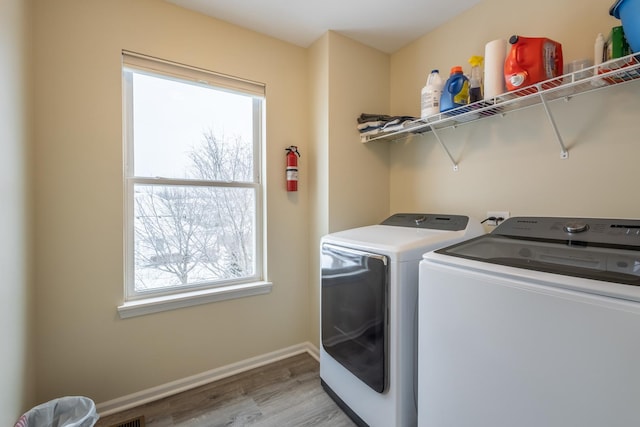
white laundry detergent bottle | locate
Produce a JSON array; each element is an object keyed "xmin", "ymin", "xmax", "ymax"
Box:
[{"xmin": 421, "ymin": 69, "xmax": 444, "ymax": 119}]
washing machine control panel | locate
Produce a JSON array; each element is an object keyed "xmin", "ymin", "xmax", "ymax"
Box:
[
  {"xmin": 494, "ymin": 217, "xmax": 640, "ymax": 247},
  {"xmin": 381, "ymin": 213, "xmax": 469, "ymax": 231}
]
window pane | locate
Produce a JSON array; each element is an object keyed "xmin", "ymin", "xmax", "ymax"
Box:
[
  {"xmin": 133, "ymin": 184, "xmax": 256, "ymax": 292},
  {"xmin": 131, "ymin": 72, "xmax": 255, "ymax": 181}
]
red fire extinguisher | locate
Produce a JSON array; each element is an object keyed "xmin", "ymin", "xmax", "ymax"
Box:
[{"xmin": 285, "ymin": 146, "xmax": 300, "ymax": 192}]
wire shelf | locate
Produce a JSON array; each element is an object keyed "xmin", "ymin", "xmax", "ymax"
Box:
[{"xmin": 361, "ymin": 53, "xmax": 640, "ymax": 144}]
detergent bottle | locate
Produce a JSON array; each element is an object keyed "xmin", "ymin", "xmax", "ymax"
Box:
[
  {"xmin": 468, "ymin": 56, "xmax": 484, "ymax": 103},
  {"xmin": 504, "ymin": 35, "xmax": 563, "ymax": 92},
  {"xmin": 421, "ymin": 69, "xmax": 444, "ymax": 118},
  {"xmin": 440, "ymin": 66, "xmax": 469, "ymax": 113}
]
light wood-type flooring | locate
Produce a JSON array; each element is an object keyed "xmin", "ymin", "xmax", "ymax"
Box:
[{"xmin": 95, "ymin": 352, "xmax": 356, "ymax": 427}]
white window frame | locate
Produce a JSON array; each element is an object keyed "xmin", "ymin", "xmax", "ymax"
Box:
[{"xmin": 118, "ymin": 51, "xmax": 271, "ymax": 318}]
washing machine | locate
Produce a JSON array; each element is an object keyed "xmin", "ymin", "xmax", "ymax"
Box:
[
  {"xmin": 418, "ymin": 216, "xmax": 640, "ymax": 427},
  {"xmin": 320, "ymin": 213, "xmax": 483, "ymax": 427}
]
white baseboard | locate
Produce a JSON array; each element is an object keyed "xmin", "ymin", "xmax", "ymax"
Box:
[{"xmin": 96, "ymin": 341, "xmax": 320, "ymax": 416}]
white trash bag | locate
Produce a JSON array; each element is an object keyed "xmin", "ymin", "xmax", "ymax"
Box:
[{"xmin": 14, "ymin": 396, "xmax": 99, "ymax": 427}]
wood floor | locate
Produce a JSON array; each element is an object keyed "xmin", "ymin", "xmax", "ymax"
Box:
[{"xmin": 95, "ymin": 353, "xmax": 356, "ymax": 427}]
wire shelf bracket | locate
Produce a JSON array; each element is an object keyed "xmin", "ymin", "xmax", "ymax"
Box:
[
  {"xmin": 538, "ymin": 88, "xmax": 569, "ymax": 159},
  {"xmin": 429, "ymin": 124, "xmax": 459, "ymax": 171}
]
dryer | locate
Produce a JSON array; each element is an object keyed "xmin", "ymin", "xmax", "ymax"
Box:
[
  {"xmin": 320, "ymin": 213, "xmax": 483, "ymax": 427},
  {"xmin": 418, "ymin": 216, "xmax": 640, "ymax": 427}
]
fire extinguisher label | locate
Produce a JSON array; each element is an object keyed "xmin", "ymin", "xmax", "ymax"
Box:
[{"xmin": 286, "ymin": 168, "xmax": 298, "ymax": 180}]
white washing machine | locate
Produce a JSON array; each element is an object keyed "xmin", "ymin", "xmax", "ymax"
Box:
[
  {"xmin": 320, "ymin": 213, "xmax": 483, "ymax": 427},
  {"xmin": 418, "ymin": 216, "xmax": 640, "ymax": 427}
]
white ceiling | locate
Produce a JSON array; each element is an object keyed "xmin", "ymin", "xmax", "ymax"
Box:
[{"xmin": 166, "ymin": 0, "xmax": 483, "ymax": 54}]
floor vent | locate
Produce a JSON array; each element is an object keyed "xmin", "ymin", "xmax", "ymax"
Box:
[{"xmin": 110, "ymin": 416, "xmax": 145, "ymax": 427}]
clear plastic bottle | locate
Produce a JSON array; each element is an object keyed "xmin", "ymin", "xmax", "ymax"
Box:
[
  {"xmin": 421, "ymin": 70, "xmax": 444, "ymax": 119},
  {"xmin": 594, "ymin": 33, "xmax": 605, "ymax": 67},
  {"xmin": 593, "ymin": 33, "xmax": 606, "ymax": 83},
  {"xmin": 468, "ymin": 56, "xmax": 484, "ymax": 103}
]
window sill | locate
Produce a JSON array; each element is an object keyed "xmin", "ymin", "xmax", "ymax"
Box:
[{"xmin": 117, "ymin": 281, "xmax": 273, "ymax": 319}]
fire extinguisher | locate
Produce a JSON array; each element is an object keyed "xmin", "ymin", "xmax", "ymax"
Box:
[{"xmin": 285, "ymin": 145, "xmax": 300, "ymax": 192}]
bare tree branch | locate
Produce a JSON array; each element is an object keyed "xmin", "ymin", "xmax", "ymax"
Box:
[{"xmin": 134, "ymin": 129, "xmax": 255, "ymax": 290}]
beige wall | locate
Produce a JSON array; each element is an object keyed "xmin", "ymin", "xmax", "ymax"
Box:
[
  {"xmin": 389, "ymin": 0, "xmax": 640, "ymax": 222},
  {"xmin": 308, "ymin": 32, "xmax": 390, "ymax": 347},
  {"xmin": 0, "ymin": 0, "xmax": 35, "ymax": 422},
  {"xmin": 327, "ymin": 32, "xmax": 391, "ymax": 233},
  {"xmin": 32, "ymin": 0, "xmax": 310, "ymax": 404},
  {"xmin": 308, "ymin": 33, "xmax": 330, "ymax": 347}
]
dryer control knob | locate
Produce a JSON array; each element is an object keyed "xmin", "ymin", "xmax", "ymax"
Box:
[{"xmin": 563, "ymin": 222, "xmax": 589, "ymax": 234}]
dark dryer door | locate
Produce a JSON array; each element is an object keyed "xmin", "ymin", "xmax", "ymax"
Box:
[{"xmin": 321, "ymin": 243, "xmax": 389, "ymax": 393}]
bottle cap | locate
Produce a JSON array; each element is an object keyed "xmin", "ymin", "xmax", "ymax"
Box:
[{"xmin": 451, "ymin": 66, "xmax": 463, "ymax": 74}]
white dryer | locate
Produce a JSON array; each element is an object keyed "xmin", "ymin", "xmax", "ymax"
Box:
[
  {"xmin": 418, "ymin": 216, "xmax": 640, "ymax": 427},
  {"xmin": 320, "ymin": 213, "xmax": 483, "ymax": 427}
]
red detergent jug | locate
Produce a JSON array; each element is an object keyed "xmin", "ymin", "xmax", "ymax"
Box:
[{"xmin": 504, "ymin": 35, "xmax": 563, "ymax": 92}]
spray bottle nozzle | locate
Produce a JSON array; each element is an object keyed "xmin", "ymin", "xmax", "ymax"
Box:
[{"xmin": 468, "ymin": 55, "xmax": 484, "ymax": 68}]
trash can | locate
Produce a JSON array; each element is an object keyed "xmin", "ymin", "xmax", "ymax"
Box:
[{"xmin": 14, "ymin": 396, "xmax": 99, "ymax": 427}]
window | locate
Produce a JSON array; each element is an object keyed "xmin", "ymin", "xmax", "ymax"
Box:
[{"xmin": 120, "ymin": 51, "xmax": 269, "ymax": 317}]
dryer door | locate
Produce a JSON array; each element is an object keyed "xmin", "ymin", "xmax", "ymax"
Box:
[{"xmin": 321, "ymin": 243, "xmax": 389, "ymax": 393}]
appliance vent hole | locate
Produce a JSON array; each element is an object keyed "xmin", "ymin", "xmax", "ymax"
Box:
[{"xmin": 110, "ymin": 416, "xmax": 145, "ymax": 427}]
